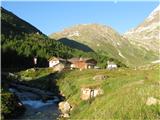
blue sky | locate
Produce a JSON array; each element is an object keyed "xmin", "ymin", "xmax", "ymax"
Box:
[{"xmin": 2, "ymin": 1, "xmax": 159, "ymax": 35}]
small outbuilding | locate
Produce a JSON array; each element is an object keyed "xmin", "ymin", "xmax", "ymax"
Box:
[{"xmin": 107, "ymin": 61, "xmax": 117, "ymax": 70}]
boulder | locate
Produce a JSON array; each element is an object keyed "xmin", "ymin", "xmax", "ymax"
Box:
[
  {"xmin": 58, "ymin": 101, "xmax": 71, "ymax": 117},
  {"xmin": 81, "ymin": 87, "xmax": 104, "ymax": 100},
  {"xmin": 146, "ymin": 97, "xmax": 160, "ymax": 106},
  {"xmin": 93, "ymin": 88, "xmax": 104, "ymax": 97},
  {"xmin": 8, "ymin": 72, "xmax": 18, "ymax": 78},
  {"xmin": 31, "ymin": 68, "xmax": 36, "ymax": 71},
  {"xmin": 63, "ymin": 113, "xmax": 70, "ymax": 118},
  {"xmin": 81, "ymin": 88, "xmax": 91, "ymax": 100},
  {"xmin": 93, "ymin": 75, "xmax": 107, "ymax": 81}
]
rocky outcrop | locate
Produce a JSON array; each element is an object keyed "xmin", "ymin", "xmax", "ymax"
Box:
[
  {"xmin": 93, "ymin": 75, "xmax": 107, "ymax": 81},
  {"xmin": 58, "ymin": 101, "xmax": 71, "ymax": 118},
  {"xmin": 146, "ymin": 97, "xmax": 160, "ymax": 106},
  {"xmin": 81, "ymin": 87, "xmax": 103, "ymax": 100}
]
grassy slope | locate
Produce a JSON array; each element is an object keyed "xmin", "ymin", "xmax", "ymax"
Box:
[{"xmin": 57, "ymin": 64, "xmax": 160, "ymax": 119}]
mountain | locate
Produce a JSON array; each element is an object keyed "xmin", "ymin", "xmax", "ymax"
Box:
[
  {"xmin": 50, "ymin": 24, "xmax": 158, "ymax": 67},
  {"xmin": 1, "ymin": 7, "xmax": 43, "ymax": 38},
  {"xmin": 124, "ymin": 5, "xmax": 160, "ymax": 52}
]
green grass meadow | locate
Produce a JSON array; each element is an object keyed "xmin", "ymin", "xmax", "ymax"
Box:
[{"xmin": 57, "ymin": 64, "xmax": 160, "ymax": 119}]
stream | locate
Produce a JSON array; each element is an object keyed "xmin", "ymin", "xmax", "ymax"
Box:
[{"xmin": 9, "ymin": 86, "xmax": 60, "ymax": 120}]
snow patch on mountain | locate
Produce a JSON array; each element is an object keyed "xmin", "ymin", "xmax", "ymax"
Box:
[
  {"xmin": 147, "ymin": 5, "xmax": 160, "ymax": 21},
  {"xmin": 150, "ymin": 5, "xmax": 160, "ymax": 15}
]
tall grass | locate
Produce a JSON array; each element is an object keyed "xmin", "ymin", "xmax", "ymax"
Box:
[{"xmin": 57, "ymin": 65, "xmax": 160, "ymax": 119}]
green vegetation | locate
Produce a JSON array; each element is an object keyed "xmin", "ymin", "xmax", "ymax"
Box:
[
  {"xmin": 16, "ymin": 68, "xmax": 57, "ymax": 91},
  {"xmin": 12, "ymin": 63, "xmax": 160, "ymax": 119},
  {"xmin": 56, "ymin": 64, "xmax": 160, "ymax": 119},
  {"xmin": 1, "ymin": 89, "xmax": 25, "ymax": 120},
  {"xmin": 18, "ymin": 68, "xmax": 54, "ymax": 80},
  {"xmin": 2, "ymin": 33, "xmax": 126, "ymax": 69}
]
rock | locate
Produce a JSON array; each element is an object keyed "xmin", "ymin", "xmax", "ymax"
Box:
[
  {"xmin": 9, "ymin": 72, "xmax": 18, "ymax": 77},
  {"xmin": 36, "ymin": 112, "xmax": 41, "ymax": 115},
  {"xmin": 18, "ymin": 102, "xmax": 23, "ymax": 106},
  {"xmin": 93, "ymin": 75, "xmax": 107, "ymax": 81},
  {"xmin": 81, "ymin": 87, "xmax": 104, "ymax": 100},
  {"xmin": 146, "ymin": 97, "xmax": 160, "ymax": 106},
  {"xmin": 93, "ymin": 88, "xmax": 104, "ymax": 97},
  {"xmin": 8, "ymin": 72, "xmax": 18, "ymax": 79},
  {"xmin": 81, "ymin": 88, "xmax": 91, "ymax": 100},
  {"xmin": 63, "ymin": 113, "xmax": 70, "ymax": 118},
  {"xmin": 58, "ymin": 101, "xmax": 71, "ymax": 117},
  {"xmin": 30, "ymin": 68, "xmax": 36, "ymax": 71},
  {"xmin": 26, "ymin": 68, "xmax": 36, "ymax": 72}
]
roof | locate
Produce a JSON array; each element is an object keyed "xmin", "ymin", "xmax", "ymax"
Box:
[
  {"xmin": 68, "ymin": 58, "xmax": 79, "ymax": 62},
  {"xmin": 68, "ymin": 58, "xmax": 92, "ymax": 62},
  {"xmin": 68, "ymin": 57, "xmax": 95, "ymax": 62}
]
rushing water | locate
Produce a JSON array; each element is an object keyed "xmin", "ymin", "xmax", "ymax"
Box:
[{"xmin": 9, "ymin": 87, "xmax": 60, "ymax": 120}]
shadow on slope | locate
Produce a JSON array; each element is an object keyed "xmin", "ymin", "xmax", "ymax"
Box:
[{"xmin": 58, "ymin": 37, "xmax": 94, "ymax": 52}]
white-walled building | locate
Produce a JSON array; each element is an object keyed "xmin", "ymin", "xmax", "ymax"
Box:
[
  {"xmin": 48, "ymin": 57, "xmax": 60, "ymax": 67},
  {"xmin": 48, "ymin": 57, "xmax": 71, "ymax": 71},
  {"xmin": 107, "ymin": 61, "xmax": 117, "ymax": 70}
]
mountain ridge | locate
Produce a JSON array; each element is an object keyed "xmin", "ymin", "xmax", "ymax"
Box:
[
  {"xmin": 50, "ymin": 23, "xmax": 158, "ymax": 67},
  {"xmin": 1, "ymin": 7, "xmax": 43, "ymax": 38},
  {"xmin": 124, "ymin": 5, "xmax": 160, "ymax": 53}
]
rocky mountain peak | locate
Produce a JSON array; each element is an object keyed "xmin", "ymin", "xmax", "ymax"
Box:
[
  {"xmin": 125, "ymin": 5, "xmax": 160, "ymax": 35},
  {"xmin": 124, "ymin": 5, "xmax": 160, "ymax": 52}
]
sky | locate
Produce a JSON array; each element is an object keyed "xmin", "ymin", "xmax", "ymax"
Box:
[{"xmin": 1, "ymin": 1, "xmax": 159, "ymax": 35}]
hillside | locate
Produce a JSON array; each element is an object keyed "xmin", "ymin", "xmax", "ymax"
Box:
[
  {"xmin": 1, "ymin": 7, "xmax": 42, "ymax": 38},
  {"xmin": 50, "ymin": 24, "xmax": 158, "ymax": 67},
  {"xmin": 1, "ymin": 7, "xmax": 128, "ymax": 70},
  {"xmin": 57, "ymin": 64, "xmax": 160, "ymax": 119},
  {"xmin": 124, "ymin": 5, "xmax": 160, "ymax": 53},
  {"xmin": 1, "ymin": 7, "xmax": 84, "ymax": 69}
]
